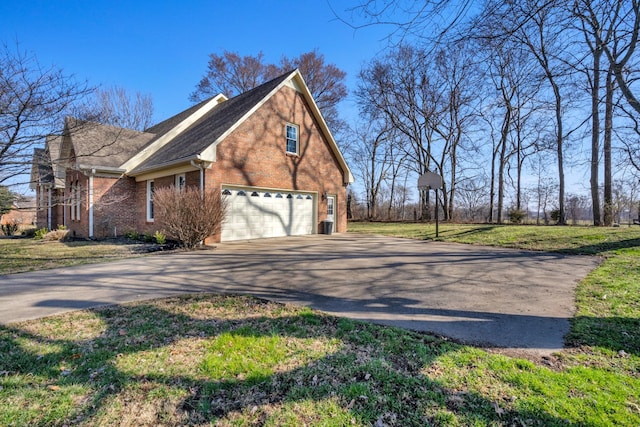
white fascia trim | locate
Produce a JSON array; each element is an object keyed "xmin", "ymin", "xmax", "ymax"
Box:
[
  {"xmin": 288, "ymin": 72, "xmax": 354, "ymax": 185},
  {"xmin": 120, "ymin": 93, "xmax": 228, "ymax": 172},
  {"xmin": 134, "ymin": 161, "xmax": 208, "ymax": 183},
  {"xmin": 130, "ymin": 151, "xmax": 216, "ymax": 178},
  {"xmin": 78, "ymin": 164, "xmax": 126, "ymax": 174}
]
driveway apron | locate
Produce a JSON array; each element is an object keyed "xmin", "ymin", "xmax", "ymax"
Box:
[{"xmin": 0, "ymin": 234, "xmax": 600, "ymax": 354}]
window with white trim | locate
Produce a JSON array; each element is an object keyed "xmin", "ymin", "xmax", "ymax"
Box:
[
  {"xmin": 69, "ymin": 182, "xmax": 74, "ymax": 221},
  {"xmin": 175, "ymin": 174, "xmax": 186, "ymax": 190},
  {"xmin": 147, "ymin": 180, "xmax": 155, "ymax": 222},
  {"xmin": 70, "ymin": 180, "xmax": 80, "ymax": 221},
  {"xmin": 286, "ymin": 124, "xmax": 299, "ymax": 155}
]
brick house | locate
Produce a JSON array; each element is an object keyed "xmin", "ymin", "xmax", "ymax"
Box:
[
  {"xmin": 0, "ymin": 199, "xmax": 36, "ymax": 227},
  {"xmin": 32, "ymin": 70, "xmax": 353, "ymax": 242}
]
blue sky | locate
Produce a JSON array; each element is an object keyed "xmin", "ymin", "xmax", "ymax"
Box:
[
  {"xmin": 1, "ymin": 1, "xmax": 599, "ymax": 201},
  {"xmin": 0, "ymin": 0, "xmax": 385, "ymax": 122}
]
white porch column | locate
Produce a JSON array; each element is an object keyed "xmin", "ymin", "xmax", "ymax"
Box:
[
  {"xmin": 89, "ymin": 172, "xmax": 94, "ymax": 238},
  {"xmin": 47, "ymin": 188, "xmax": 52, "ymax": 230}
]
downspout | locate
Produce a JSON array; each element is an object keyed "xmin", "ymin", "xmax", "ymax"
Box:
[
  {"xmin": 89, "ymin": 169, "xmax": 95, "ymax": 238},
  {"xmin": 190, "ymin": 160, "xmax": 205, "ymax": 198},
  {"xmin": 47, "ymin": 188, "xmax": 52, "ymax": 230}
]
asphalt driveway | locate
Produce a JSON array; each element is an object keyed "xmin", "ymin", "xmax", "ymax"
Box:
[{"xmin": 0, "ymin": 234, "xmax": 600, "ymax": 354}]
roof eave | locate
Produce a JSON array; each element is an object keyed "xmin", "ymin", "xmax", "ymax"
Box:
[{"xmin": 128, "ymin": 154, "xmax": 214, "ymax": 177}]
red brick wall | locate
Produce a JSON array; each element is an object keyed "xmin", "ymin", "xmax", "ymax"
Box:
[
  {"xmin": 35, "ymin": 186, "xmax": 47, "ymax": 229},
  {"xmin": 205, "ymin": 85, "xmax": 347, "ymax": 241},
  {"xmin": 135, "ymin": 175, "xmax": 175, "ymax": 235},
  {"xmin": 65, "ymin": 171, "xmax": 138, "ymax": 239},
  {"xmin": 34, "ymin": 187, "xmax": 64, "ymax": 230},
  {"xmin": 92, "ymin": 176, "xmax": 137, "ymax": 238}
]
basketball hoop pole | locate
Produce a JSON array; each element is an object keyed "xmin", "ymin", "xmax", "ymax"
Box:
[
  {"xmin": 417, "ymin": 171, "xmax": 443, "ymax": 239},
  {"xmin": 418, "ymin": 185, "xmax": 438, "ymax": 238},
  {"xmin": 435, "ymin": 188, "xmax": 439, "ymax": 238}
]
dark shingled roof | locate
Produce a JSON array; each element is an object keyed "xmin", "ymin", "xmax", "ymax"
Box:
[
  {"xmin": 30, "ymin": 148, "xmax": 54, "ymax": 186},
  {"xmin": 65, "ymin": 118, "xmax": 156, "ymax": 169},
  {"xmin": 131, "ymin": 70, "xmax": 295, "ymax": 173}
]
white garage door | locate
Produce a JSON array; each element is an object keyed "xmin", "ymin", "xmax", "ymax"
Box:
[{"xmin": 221, "ymin": 187, "xmax": 315, "ymax": 241}]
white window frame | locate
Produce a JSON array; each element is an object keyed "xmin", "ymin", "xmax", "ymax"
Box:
[
  {"xmin": 285, "ymin": 123, "xmax": 299, "ymax": 155},
  {"xmin": 175, "ymin": 173, "xmax": 186, "ymax": 190},
  {"xmin": 69, "ymin": 183, "xmax": 75, "ymax": 221},
  {"xmin": 147, "ymin": 180, "xmax": 155, "ymax": 222},
  {"xmin": 76, "ymin": 181, "xmax": 81, "ymax": 221}
]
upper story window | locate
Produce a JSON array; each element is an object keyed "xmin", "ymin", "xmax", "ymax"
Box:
[{"xmin": 286, "ymin": 124, "xmax": 299, "ymax": 155}]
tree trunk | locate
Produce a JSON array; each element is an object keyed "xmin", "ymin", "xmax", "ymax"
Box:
[
  {"xmin": 603, "ymin": 67, "xmax": 614, "ymax": 226},
  {"xmin": 488, "ymin": 145, "xmax": 497, "ymax": 223},
  {"xmin": 551, "ymin": 78, "xmax": 566, "ymax": 225},
  {"xmin": 497, "ymin": 105, "xmax": 511, "ymax": 224},
  {"xmin": 590, "ymin": 44, "xmax": 602, "ymax": 226}
]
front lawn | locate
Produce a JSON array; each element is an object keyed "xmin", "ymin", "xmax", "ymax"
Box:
[
  {"xmin": 347, "ymin": 221, "xmax": 640, "ymax": 254},
  {"xmin": 0, "ymin": 237, "xmax": 153, "ymax": 275},
  {"xmin": 1, "ymin": 294, "xmax": 638, "ymax": 426},
  {"xmin": 1, "ymin": 223, "xmax": 639, "ymax": 425}
]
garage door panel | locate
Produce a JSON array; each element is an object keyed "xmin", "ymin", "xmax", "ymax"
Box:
[{"xmin": 222, "ymin": 187, "xmax": 315, "ymax": 241}]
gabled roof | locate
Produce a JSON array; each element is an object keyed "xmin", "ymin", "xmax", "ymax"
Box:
[
  {"xmin": 45, "ymin": 135, "xmax": 65, "ymax": 189},
  {"xmin": 29, "ymin": 148, "xmax": 53, "ymax": 189},
  {"xmin": 129, "ymin": 72, "xmax": 293, "ymax": 174},
  {"xmin": 128, "ymin": 69, "xmax": 354, "ymax": 184}
]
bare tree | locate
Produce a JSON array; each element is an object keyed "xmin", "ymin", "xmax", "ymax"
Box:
[
  {"xmin": 347, "ymin": 121, "xmax": 393, "ymax": 219},
  {"xmin": 189, "ymin": 49, "xmax": 347, "ymax": 133},
  {"xmin": 531, "ymin": 153, "xmax": 559, "ymax": 225},
  {"xmin": 278, "ymin": 50, "xmax": 348, "ymax": 133},
  {"xmin": 357, "ymin": 43, "xmax": 477, "ymax": 221},
  {"xmin": 190, "ymin": 51, "xmax": 271, "ymax": 101},
  {"xmin": 456, "ymin": 176, "xmax": 489, "ymax": 222},
  {"xmin": 334, "ymin": 0, "xmax": 474, "ymax": 47},
  {"xmin": 504, "ymin": 1, "xmax": 573, "ymax": 225},
  {"xmin": 586, "ymin": 0, "xmax": 640, "ymax": 116},
  {"xmin": 0, "ymin": 44, "xmax": 92, "ymax": 187},
  {"xmin": 86, "ymin": 86, "xmax": 154, "ymax": 131}
]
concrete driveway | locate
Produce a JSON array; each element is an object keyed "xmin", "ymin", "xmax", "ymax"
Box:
[{"xmin": 0, "ymin": 234, "xmax": 600, "ymax": 354}]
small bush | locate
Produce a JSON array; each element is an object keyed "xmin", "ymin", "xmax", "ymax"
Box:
[
  {"xmin": 550, "ymin": 209, "xmax": 561, "ymax": 223},
  {"xmin": 1, "ymin": 221, "xmax": 19, "ymax": 236},
  {"xmin": 508, "ymin": 209, "xmax": 527, "ymax": 224},
  {"xmin": 153, "ymin": 186, "xmax": 227, "ymax": 249},
  {"xmin": 124, "ymin": 230, "xmax": 139, "ymax": 240},
  {"xmin": 34, "ymin": 228, "xmax": 48, "ymax": 240},
  {"xmin": 154, "ymin": 230, "xmax": 166, "ymax": 245},
  {"xmin": 56, "ymin": 224, "xmax": 67, "ymax": 230},
  {"xmin": 43, "ymin": 229, "xmax": 70, "ymax": 241},
  {"xmin": 142, "ymin": 232, "xmax": 154, "ymax": 243}
]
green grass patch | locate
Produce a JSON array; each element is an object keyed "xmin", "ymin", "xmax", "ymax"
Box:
[
  {"xmin": 348, "ymin": 221, "xmax": 640, "ymax": 254},
  {"xmin": 0, "ymin": 294, "xmax": 638, "ymax": 426},
  {"xmin": 0, "ymin": 237, "xmax": 154, "ymax": 274}
]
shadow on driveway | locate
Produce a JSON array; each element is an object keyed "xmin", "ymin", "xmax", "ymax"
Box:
[{"xmin": 0, "ymin": 234, "xmax": 601, "ymax": 354}]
